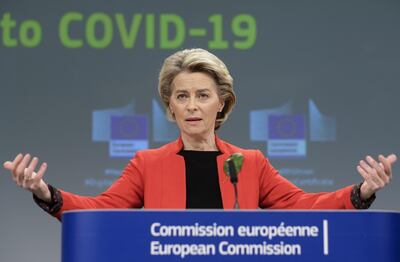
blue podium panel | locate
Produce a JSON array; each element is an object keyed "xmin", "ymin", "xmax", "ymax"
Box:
[{"xmin": 62, "ymin": 210, "xmax": 400, "ymax": 262}]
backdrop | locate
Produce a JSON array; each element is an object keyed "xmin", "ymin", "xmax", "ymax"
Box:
[{"xmin": 1, "ymin": 1, "xmax": 399, "ymax": 261}]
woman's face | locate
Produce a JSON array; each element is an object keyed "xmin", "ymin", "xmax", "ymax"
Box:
[{"xmin": 169, "ymin": 71, "xmax": 224, "ymax": 138}]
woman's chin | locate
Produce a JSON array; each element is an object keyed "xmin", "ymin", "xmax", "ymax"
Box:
[{"xmin": 181, "ymin": 126, "xmax": 212, "ymax": 137}]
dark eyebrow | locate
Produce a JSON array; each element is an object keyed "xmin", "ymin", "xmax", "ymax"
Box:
[
  {"xmin": 173, "ymin": 88, "xmax": 211, "ymax": 94},
  {"xmin": 173, "ymin": 89, "xmax": 189, "ymax": 93},
  {"xmin": 196, "ymin": 89, "xmax": 211, "ymax": 93}
]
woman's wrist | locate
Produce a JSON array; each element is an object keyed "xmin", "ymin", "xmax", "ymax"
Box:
[
  {"xmin": 351, "ymin": 182, "xmax": 376, "ymax": 209},
  {"xmin": 360, "ymin": 182, "xmax": 374, "ymax": 201},
  {"xmin": 32, "ymin": 181, "xmax": 51, "ymax": 203}
]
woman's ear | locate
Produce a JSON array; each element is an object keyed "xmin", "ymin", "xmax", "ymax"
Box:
[
  {"xmin": 219, "ymin": 101, "xmax": 225, "ymax": 112},
  {"xmin": 169, "ymin": 106, "xmax": 175, "ymax": 120}
]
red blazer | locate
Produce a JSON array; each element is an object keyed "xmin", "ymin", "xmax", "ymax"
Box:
[{"xmin": 55, "ymin": 136, "xmax": 355, "ymax": 220}]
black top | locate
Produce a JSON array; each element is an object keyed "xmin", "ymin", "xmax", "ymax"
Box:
[{"xmin": 178, "ymin": 150, "xmax": 223, "ymax": 209}]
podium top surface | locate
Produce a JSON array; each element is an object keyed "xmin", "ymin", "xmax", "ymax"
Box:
[{"xmin": 62, "ymin": 208, "xmax": 400, "ymax": 217}]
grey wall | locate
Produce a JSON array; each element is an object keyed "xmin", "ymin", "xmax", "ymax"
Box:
[{"xmin": 1, "ymin": 1, "xmax": 399, "ymax": 261}]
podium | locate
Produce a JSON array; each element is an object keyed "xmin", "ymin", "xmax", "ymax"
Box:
[{"xmin": 62, "ymin": 210, "xmax": 400, "ymax": 261}]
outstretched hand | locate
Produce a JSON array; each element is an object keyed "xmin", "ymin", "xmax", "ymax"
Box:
[
  {"xmin": 357, "ymin": 154, "xmax": 397, "ymax": 200},
  {"xmin": 3, "ymin": 153, "xmax": 51, "ymax": 202}
]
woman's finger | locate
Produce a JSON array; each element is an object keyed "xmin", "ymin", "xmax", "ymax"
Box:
[
  {"xmin": 357, "ymin": 165, "xmax": 379, "ymax": 191},
  {"xmin": 24, "ymin": 157, "xmax": 38, "ymax": 181},
  {"xmin": 3, "ymin": 153, "xmax": 23, "ymax": 171},
  {"xmin": 357, "ymin": 165, "xmax": 369, "ymax": 180},
  {"xmin": 359, "ymin": 160, "xmax": 373, "ymax": 173},
  {"xmin": 3, "ymin": 161, "xmax": 13, "ymax": 170},
  {"xmin": 379, "ymin": 155, "xmax": 392, "ymax": 178},
  {"xmin": 366, "ymin": 156, "xmax": 389, "ymax": 184},
  {"xmin": 27, "ymin": 157, "xmax": 39, "ymax": 173},
  {"xmin": 7, "ymin": 154, "xmax": 23, "ymax": 179},
  {"xmin": 359, "ymin": 160, "xmax": 385, "ymax": 189},
  {"xmin": 22, "ymin": 160, "xmax": 46, "ymax": 190},
  {"xmin": 16, "ymin": 154, "xmax": 31, "ymax": 185},
  {"xmin": 387, "ymin": 154, "xmax": 397, "ymax": 164},
  {"xmin": 11, "ymin": 153, "xmax": 23, "ymax": 167},
  {"xmin": 33, "ymin": 162, "xmax": 47, "ymax": 182}
]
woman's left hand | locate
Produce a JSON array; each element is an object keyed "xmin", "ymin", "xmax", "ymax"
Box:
[{"xmin": 357, "ymin": 154, "xmax": 397, "ymax": 200}]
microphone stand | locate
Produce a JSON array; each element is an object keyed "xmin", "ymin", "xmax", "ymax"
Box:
[
  {"xmin": 228, "ymin": 160, "xmax": 240, "ymax": 209},
  {"xmin": 233, "ymin": 183, "xmax": 239, "ymax": 209}
]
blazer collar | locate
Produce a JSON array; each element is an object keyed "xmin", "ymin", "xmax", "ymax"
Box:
[{"xmin": 171, "ymin": 133, "xmax": 230, "ymax": 154}]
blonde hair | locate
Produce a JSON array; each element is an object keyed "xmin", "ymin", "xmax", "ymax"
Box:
[{"xmin": 158, "ymin": 48, "xmax": 236, "ymax": 130}]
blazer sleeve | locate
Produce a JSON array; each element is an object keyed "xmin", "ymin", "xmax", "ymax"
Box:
[
  {"xmin": 53, "ymin": 151, "xmax": 145, "ymax": 220},
  {"xmin": 257, "ymin": 150, "xmax": 355, "ymax": 209}
]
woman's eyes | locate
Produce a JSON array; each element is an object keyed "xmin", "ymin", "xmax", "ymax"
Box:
[
  {"xmin": 176, "ymin": 93, "xmax": 209, "ymax": 100},
  {"xmin": 198, "ymin": 93, "xmax": 209, "ymax": 99},
  {"xmin": 177, "ymin": 94, "xmax": 187, "ymax": 99}
]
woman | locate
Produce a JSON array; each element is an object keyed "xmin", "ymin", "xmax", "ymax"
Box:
[{"xmin": 3, "ymin": 48, "xmax": 397, "ymax": 220}]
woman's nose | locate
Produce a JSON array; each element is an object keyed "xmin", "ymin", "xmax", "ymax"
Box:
[{"xmin": 186, "ymin": 97, "xmax": 198, "ymax": 111}]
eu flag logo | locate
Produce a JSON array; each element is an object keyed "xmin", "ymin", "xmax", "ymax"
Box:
[
  {"xmin": 268, "ymin": 115, "xmax": 306, "ymax": 139},
  {"xmin": 109, "ymin": 115, "xmax": 148, "ymax": 158},
  {"xmin": 267, "ymin": 115, "xmax": 306, "ymax": 158},
  {"xmin": 111, "ymin": 115, "xmax": 147, "ymax": 140}
]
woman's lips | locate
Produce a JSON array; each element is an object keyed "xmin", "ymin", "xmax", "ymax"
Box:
[
  {"xmin": 185, "ymin": 117, "xmax": 202, "ymax": 126},
  {"xmin": 186, "ymin": 117, "xmax": 202, "ymax": 121}
]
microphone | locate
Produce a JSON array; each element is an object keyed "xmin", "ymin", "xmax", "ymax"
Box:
[{"xmin": 223, "ymin": 153, "xmax": 244, "ymax": 209}]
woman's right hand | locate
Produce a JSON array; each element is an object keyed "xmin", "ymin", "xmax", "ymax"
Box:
[{"xmin": 3, "ymin": 153, "xmax": 51, "ymax": 202}]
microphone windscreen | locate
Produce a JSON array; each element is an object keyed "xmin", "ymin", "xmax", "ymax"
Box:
[{"xmin": 223, "ymin": 152, "xmax": 244, "ymax": 177}]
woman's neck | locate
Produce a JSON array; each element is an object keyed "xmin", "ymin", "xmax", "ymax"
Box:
[{"xmin": 181, "ymin": 132, "xmax": 218, "ymax": 151}]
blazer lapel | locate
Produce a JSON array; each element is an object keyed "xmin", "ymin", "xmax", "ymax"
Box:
[
  {"xmin": 215, "ymin": 136, "xmax": 236, "ymax": 209},
  {"xmin": 161, "ymin": 139, "xmax": 186, "ymax": 208}
]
